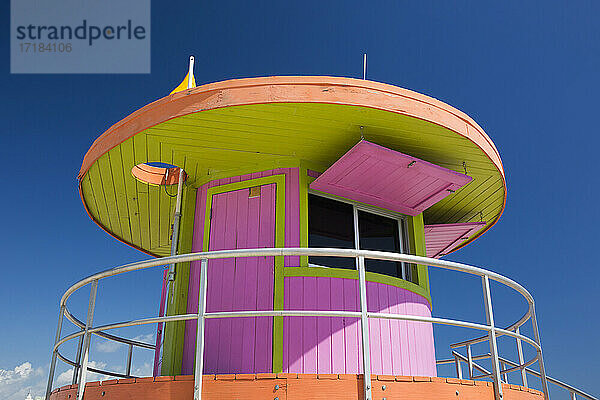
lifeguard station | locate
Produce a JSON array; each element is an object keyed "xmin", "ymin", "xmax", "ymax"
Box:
[{"xmin": 45, "ymin": 58, "xmax": 597, "ymax": 400}]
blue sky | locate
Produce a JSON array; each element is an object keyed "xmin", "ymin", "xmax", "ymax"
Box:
[{"xmin": 1, "ymin": 1, "xmax": 599, "ymax": 399}]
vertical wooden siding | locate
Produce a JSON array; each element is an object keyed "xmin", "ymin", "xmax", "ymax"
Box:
[
  {"xmin": 182, "ymin": 168, "xmax": 300, "ymax": 374},
  {"xmin": 207, "ymin": 184, "xmax": 275, "ymax": 373},
  {"xmin": 282, "ymin": 276, "xmax": 436, "ymax": 376}
]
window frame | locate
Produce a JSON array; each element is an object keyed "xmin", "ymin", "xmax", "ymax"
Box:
[{"xmin": 308, "ymin": 190, "xmax": 413, "ymax": 281}]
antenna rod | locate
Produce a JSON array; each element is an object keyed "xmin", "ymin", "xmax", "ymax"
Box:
[
  {"xmin": 363, "ymin": 53, "xmax": 367, "ymax": 80},
  {"xmin": 187, "ymin": 56, "xmax": 195, "ymax": 89}
]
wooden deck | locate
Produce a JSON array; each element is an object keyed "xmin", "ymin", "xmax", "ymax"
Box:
[{"xmin": 50, "ymin": 374, "xmax": 544, "ymax": 400}]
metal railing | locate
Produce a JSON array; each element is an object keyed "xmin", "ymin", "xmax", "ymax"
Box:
[
  {"xmin": 44, "ymin": 248, "xmax": 595, "ymax": 400},
  {"xmin": 437, "ymin": 345, "xmax": 598, "ymax": 400}
]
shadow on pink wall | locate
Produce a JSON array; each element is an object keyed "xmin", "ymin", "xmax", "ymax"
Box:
[{"xmin": 283, "ymin": 276, "xmax": 435, "ymax": 377}]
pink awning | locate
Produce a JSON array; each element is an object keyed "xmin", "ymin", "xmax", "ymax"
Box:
[
  {"xmin": 424, "ymin": 222, "xmax": 486, "ymax": 258},
  {"xmin": 310, "ymin": 140, "xmax": 472, "ymax": 216}
]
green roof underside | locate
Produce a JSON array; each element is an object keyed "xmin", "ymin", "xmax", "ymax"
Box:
[{"xmin": 80, "ymin": 103, "xmax": 504, "ymax": 256}]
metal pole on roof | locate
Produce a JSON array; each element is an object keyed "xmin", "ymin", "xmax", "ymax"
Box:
[
  {"xmin": 363, "ymin": 53, "xmax": 367, "ymax": 80},
  {"xmin": 187, "ymin": 56, "xmax": 195, "ymax": 89}
]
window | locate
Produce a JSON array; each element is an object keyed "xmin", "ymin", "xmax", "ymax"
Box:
[
  {"xmin": 308, "ymin": 194, "xmax": 418, "ymax": 284},
  {"xmin": 307, "ymin": 195, "xmax": 355, "ymax": 269}
]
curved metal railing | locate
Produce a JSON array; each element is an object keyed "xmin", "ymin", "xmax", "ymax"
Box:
[{"xmin": 44, "ymin": 248, "xmax": 595, "ymax": 400}]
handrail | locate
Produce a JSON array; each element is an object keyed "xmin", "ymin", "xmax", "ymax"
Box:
[
  {"xmin": 439, "ymin": 351, "xmax": 598, "ymax": 400},
  {"xmin": 43, "ymin": 248, "xmax": 592, "ymax": 400},
  {"xmin": 63, "ymin": 308, "xmax": 155, "ymax": 349},
  {"xmin": 499, "ymin": 358, "xmax": 598, "ymax": 400}
]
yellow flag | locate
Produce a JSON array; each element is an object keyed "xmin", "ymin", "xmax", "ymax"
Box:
[{"xmin": 170, "ymin": 71, "xmax": 196, "ymax": 94}]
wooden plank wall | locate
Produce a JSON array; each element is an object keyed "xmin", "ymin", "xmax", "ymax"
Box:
[{"xmin": 283, "ymin": 277, "xmax": 436, "ymax": 377}]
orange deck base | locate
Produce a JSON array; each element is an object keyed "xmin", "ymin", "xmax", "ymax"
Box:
[{"xmin": 50, "ymin": 374, "xmax": 544, "ymax": 400}]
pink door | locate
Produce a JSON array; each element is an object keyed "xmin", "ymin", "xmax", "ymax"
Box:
[{"xmin": 203, "ymin": 184, "xmax": 276, "ymax": 373}]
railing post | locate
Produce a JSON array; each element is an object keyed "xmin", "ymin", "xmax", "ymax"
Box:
[
  {"xmin": 357, "ymin": 255, "xmax": 372, "ymax": 400},
  {"xmin": 466, "ymin": 344, "xmax": 474, "ymax": 379},
  {"xmin": 45, "ymin": 305, "xmax": 65, "ymax": 400},
  {"xmin": 515, "ymin": 327, "xmax": 528, "ymax": 387},
  {"xmin": 153, "ymin": 268, "xmax": 169, "ymax": 376},
  {"xmin": 72, "ymin": 335, "xmax": 84, "ymax": 384},
  {"xmin": 501, "ymin": 361, "xmax": 508, "ymax": 383},
  {"xmin": 482, "ymin": 275, "xmax": 503, "ymax": 400},
  {"xmin": 194, "ymin": 259, "xmax": 208, "ymax": 400},
  {"xmin": 77, "ymin": 279, "xmax": 99, "ymax": 400},
  {"xmin": 530, "ymin": 304, "xmax": 550, "ymax": 400},
  {"xmin": 126, "ymin": 344, "xmax": 133, "ymax": 377},
  {"xmin": 454, "ymin": 354, "xmax": 463, "ymax": 379},
  {"xmin": 570, "ymin": 391, "xmax": 577, "ymax": 400}
]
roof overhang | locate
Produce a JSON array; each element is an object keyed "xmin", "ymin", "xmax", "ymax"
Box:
[{"xmin": 77, "ymin": 76, "xmax": 506, "ymax": 256}]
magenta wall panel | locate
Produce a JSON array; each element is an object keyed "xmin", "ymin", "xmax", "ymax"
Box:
[
  {"xmin": 310, "ymin": 140, "xmax": 472, "ymax": 216},
  {"xmin": 343, "ymin": 278, "xmax": 361, "ymax": 373},
  {"xmin": 424, "ymin": 222, "xmax": 486, "ymax": 258},
  {"xmin": 286, "ymin": 277, "xmax": 304, "ymax": 372},
  {"xmin": 182, "ymin": 168, "xmax": 301, "ymax": 374},
  {"xmin": 367, "ymin": 281, "xmax": 382, "ymax": 373},
  {"xmin": 282, "ymin": 276, "xmax": 436, "ymax": 376}
]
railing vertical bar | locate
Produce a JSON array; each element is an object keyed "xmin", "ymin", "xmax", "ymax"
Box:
[
  {"xmin": 482, "ymin": 275, "xmax": 503, "ymax": 400},
  {"xmin": 153, "ymin": 268, "xmax": 169, "ymax": 376},
  {"xmin": 530, "ymin": 305, "xmax": 550, "ymax": 400},
  {"xmin": 515, "ymin": 327, "xmax": 528, "ymax": 387},
  {"xmin": 126, "ymin": 344, "xmax": 133, "ymax": 376},
  {"xmin": 466, "ymin": 344, "xmax": 474, "ymax": 379},
  {"xmin": 77, "ymin": 279, "xmax": 99, "ymax": 400},
  {"xmin": 501, "ymin": 361, "xmax": 508, "ymax": 383},
  {"xmin": 455, "ymin": 355, "xmax": 463, "ymax": 379},
  {"xmin": 72, "ymin": 334, "xmax": 84, "ymax": 385},
  {"xmin": 570, "ymin": 391, "xmax": 577, "ymax": 400},
  {"xmin": 45, "ymin": 305, "xmax": 65, "ymax": 400},
  {"xmin": 357, "ymin": 255, "xmax": 372, "ymax": 400},
  {"xmin": 193, "ymin": 259, "xmax": 208, "ymax": 400}
]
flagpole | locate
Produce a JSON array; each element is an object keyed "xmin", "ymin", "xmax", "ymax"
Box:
[{"xmin": 187, "ymin": 56, "xmax": 195, "ymax": 89}]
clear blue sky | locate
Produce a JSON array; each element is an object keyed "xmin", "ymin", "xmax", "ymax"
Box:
[{"xmin": 1, "ymin": 1, "xmax": 598, "ymax": 399}]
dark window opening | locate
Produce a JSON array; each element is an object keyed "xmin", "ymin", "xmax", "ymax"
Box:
[
  {"xmin": 308, "ymin": 194, "xmax": 419, "ymax": 285},
  {"xmin": 358, "ymin": 210, "xmax": 403, "ymax": 278},
  {"xmin": 308, "ymin": 195, "xmax": 355, "ymax": 269}
]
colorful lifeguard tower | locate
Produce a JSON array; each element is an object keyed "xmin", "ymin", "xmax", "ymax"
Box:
[{"xmin": 45, "ymin": 59, "xmax": 598, "ymax": 400}]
